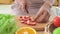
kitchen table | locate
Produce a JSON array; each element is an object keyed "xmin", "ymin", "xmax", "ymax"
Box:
[{"xmin": 0, "ymin": 5, "xmax": 57, "ymax": 34}]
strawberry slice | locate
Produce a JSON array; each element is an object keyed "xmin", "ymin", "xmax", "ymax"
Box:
[
  {"xmin": 24, "ymin": 20, "xmax": 28, "ymax": 24},
  {"xmin": 20, "ymin": 21, "xmax": 24, "ymax": 23},
  {"xmin": 26, "ymin": 20, "xmax": 30, "ymax": 24},
  {"xmin": 29, "ymin": 21, "xmax": 36, "ymax": 25},
  {"xmin": 28, "ymin": 18, "xmax": 31, "ymax": 20},
  {"xmin": 19, "ymin": 18, "xmax": 24, "ymax": 21},
  {"xmin": 20, "ymin": 16, "xmax": 22, "ymax": 18},
  {"xmin": 19, "ymin": 16, "xmax": 23, "ymax": 20},
  {"xmin": 19, "ymin": 16, "xmax": 36, "ymax": 26},
  {"xmin": 24, "ymin": 16, "xmax": 27, "ymax": 19}
]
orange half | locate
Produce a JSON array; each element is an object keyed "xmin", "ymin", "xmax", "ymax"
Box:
[{"xmin": 16, "ymin": 27, "xmax": 36, "ymax": 34}]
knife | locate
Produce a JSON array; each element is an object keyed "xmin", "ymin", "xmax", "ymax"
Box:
[{"xmin": 25, "ymin": 5, "xmax": 29, "ymax": 14}]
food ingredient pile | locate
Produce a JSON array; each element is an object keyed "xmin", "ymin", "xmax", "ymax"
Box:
[{"xmin": 0, "ymin": 14, "xmax": 17, "ymax": 34}]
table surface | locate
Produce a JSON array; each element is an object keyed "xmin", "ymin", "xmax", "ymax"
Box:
[{"xmin": 0, "ymin": 5, "xmax": 58, "ymax": 34}]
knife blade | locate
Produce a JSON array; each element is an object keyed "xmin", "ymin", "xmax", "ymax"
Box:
[{"xmin": 25, "ymin": 5, "xmax": 29, "ymax": 14}]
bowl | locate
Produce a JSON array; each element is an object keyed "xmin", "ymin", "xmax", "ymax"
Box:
[{"xmin": 45, "ymin": 22, "xmax": 56, "ymax": 34}]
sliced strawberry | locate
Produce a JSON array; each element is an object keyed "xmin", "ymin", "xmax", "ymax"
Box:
[
  {"xmin": 26, "ymin": 22, "xmax": 29, "ymax": 24},
  {"xmin": 26, "ymin": 16, "xmax": 29, "ymax": 17},
  {"xmin": 24, "ymin": 21, "xmax": 27, "ymax": 24},
  {"xmin": 24, "ymin": 19, "xmax": 28, "ymax": 22},
  {"xmin": 29, "ymin": 21, "xmax": 36, "ymax": 25},
  {"xmin": 32, "ymin": 22, "xmax": 36, "ymax": 25},
  {"xmin": 25, "ymin": 19, "xmax": 28, "ymax": 21},
  {"xmin": 26, "ymin": 20, "xmax": 30, "ymax": 24},
  {"xmin": 31, "ymin": 18, "xmax": 34, "ymax": 21},
  {"xmin": 24, "ymin": 16, "xmax": 27, "ymax": 19},
  {"xmin": 26, "ymin": 16, "xmax": 30, "ymax": 19},
  {"xmin": 19, "ymin": 16, "xmax": 36, "ymax": 26},
  {"xmin": 19, "ymin": 18, "xmax": 24, "ymax": 21},
  {"xmin": 20, "ymin": 21, "xmax": 24, "ymax": 23},
  {"xmin": 24, "ymin": 20, "xmax": 28, "ymax": 24},
  {"xmin": 20, "ymin": 16, "xmax": 22, "ymax": 18},
  {"xmin": 28, "ymin": 18, "xmax": 31, "ymax": 21}
]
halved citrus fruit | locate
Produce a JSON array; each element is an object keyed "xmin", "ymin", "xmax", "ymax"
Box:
[{"xmin": 16, "ymin": 27, "xmax": 36, "ymax": 34}]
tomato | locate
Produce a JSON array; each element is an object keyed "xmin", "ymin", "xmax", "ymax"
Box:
[{"xmin": 53, "ymin": 16, "xmax": 60, "ymax": 27}]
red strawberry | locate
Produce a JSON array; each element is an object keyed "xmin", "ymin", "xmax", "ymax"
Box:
[
  {"xmin": 20, "ymin": 20, "xmax": 24, "ymax": 23},
  {"xmin": 28, "ymin": 18, "xmax": 31, "ymax": 20},
  {"xmin": 28, "ymin": 21, "xmax": 36, "ymax": 25},
  {"xmin": 20, "ymin": 16, "xmax": 22, "ymax": 18},
  {"xmin": 24, "ymin": 21, "xmax": 27, "ymax": 24},
  {"xmin": 24, "ymin": 16, "xmax": 27, "ymax": 19},
  {"xmin": 26, "ymin": 20, "xmax": 30, "ymax": 24},
  {"xmin": 19, "ymin": 16, "xmax": 36, "ymax": 26},
  {"xmin": 19, "ymin": 18, "xmax": 24, "ymax": 21}
]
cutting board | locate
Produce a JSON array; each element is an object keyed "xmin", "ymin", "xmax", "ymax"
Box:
[{"xmin": 15, "ymin": 16, "xmax": 48, "ymax": 31}]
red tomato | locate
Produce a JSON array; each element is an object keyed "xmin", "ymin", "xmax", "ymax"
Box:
[{"xmin": 53, "ymin": 16, "xmax": 60, "ymax": 27}]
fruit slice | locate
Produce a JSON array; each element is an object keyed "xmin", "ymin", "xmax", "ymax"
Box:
[
  {"xmin": 16, "ymin": 27, "xmax": 36, "ymax": 34},
  {"xmin": 29, "ymin": 21, "xmax": 36, "ymax": 25},
  {"xmin": 19, "ymin": 16, "xmax": 36, "ymax": 26}
]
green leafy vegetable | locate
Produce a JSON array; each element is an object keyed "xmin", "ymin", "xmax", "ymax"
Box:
[{"xmin": 0, "ymin": 14, "xmax": 17, "ymax": 34}]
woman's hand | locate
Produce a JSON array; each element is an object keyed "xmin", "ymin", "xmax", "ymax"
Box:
[
  {"xmin": 33, "ymin": 0, "xmax": 53, "ymax": 23},
  {"xmin": 34, "ymin": 6, "xmax": 50, "ymax": 23},
  {"xmin": 16, "ymin": 0, "xmax": 27, "ymax": 12},
  {"xmin": 19, "ymin": 1, "xmax": 26, "ymax": 12}
]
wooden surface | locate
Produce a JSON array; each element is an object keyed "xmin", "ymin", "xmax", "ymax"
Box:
[
  {"xmin": 0, "ymin": 5, "xmax": 57, "ymax": 34},
  {"xmin": 37, "ymin": 31, "xmax": 44, "ymax": 34},
  {"xmin": 15, "ymin": 16, "xmax": 48, "ymax": 31}
]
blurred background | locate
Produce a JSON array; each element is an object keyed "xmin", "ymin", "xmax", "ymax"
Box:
[
  {"xmin": 0, "ymin": 0, "xmax": 59, "ymax": 6},
  {"xmin": 0, "ymin": 0, "xmax": 60, "ymax": 18},
  {"xmin": 0, "ymin": 0, "xmax": 60, "ymax": 34},
  {"xmin": 0, "ymin": 0, "xmax": 13, "ymax": 4}
]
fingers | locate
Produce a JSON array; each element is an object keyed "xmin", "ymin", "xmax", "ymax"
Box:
[
  {"xmin": 18, "ymin": 1, "xmax": 27, "ymax": 12},
  {"xmin": 35, "ymin": 11, "xmax": 50, "ymax": 23},
  {"xmin": 41, "ymin": 12, "xmax": 50, "ymax": 22},
  {"xmin": 19, "ymin": 4, "xmax": 26, "ymax": 12},
  {"xmin": 34, "ymin": 6, "xmax": 46, "ymax": 21},
  {"xmin": 34, "ymin": 9, "xmax": 44, "ymax": 21}
]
